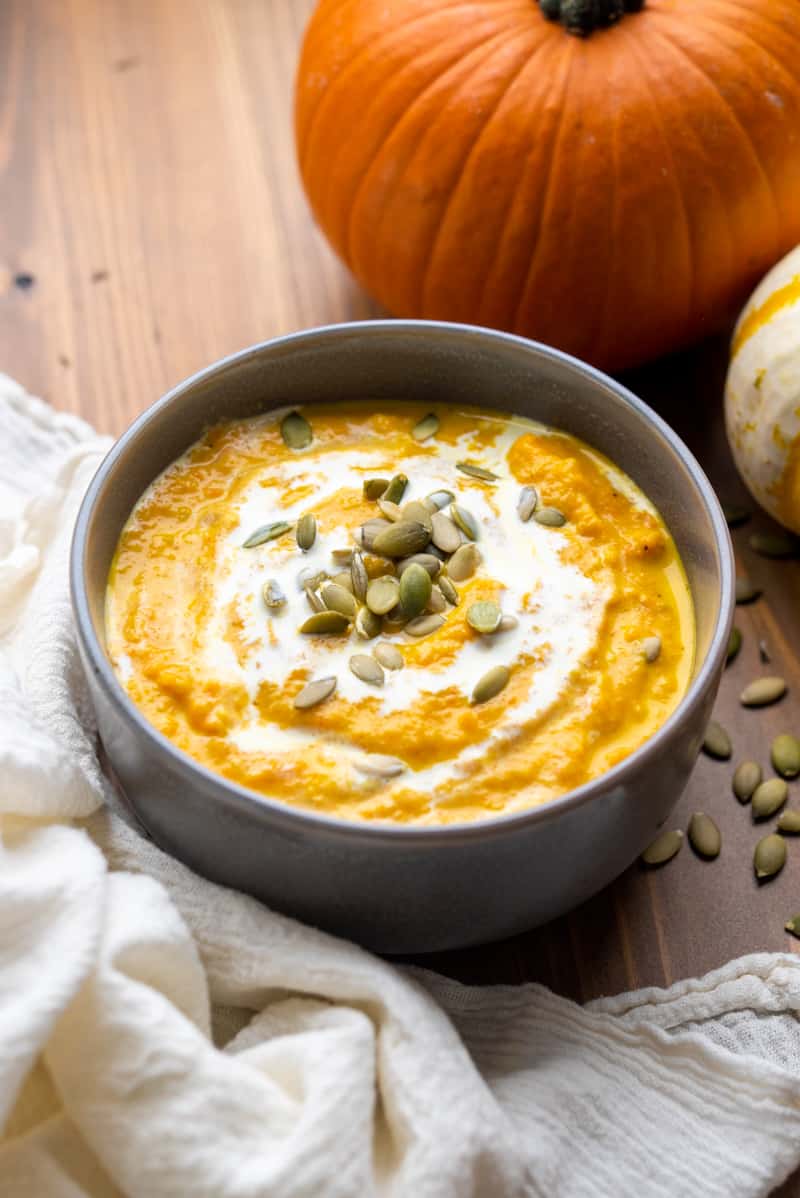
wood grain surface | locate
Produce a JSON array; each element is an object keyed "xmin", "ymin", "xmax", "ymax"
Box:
[{"xmin": 2, "ymin": 8, "xmax": 799, "ymax": 1187}]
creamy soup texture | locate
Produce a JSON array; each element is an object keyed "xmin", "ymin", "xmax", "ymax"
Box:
[{"xmin": 106, "ymin": 402, "xmax": 694, "ymax": 825}]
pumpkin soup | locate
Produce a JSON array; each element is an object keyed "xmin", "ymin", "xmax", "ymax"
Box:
[{"xmin": 106, "ymin": 403, "xmax": 694, "ymax": 825}]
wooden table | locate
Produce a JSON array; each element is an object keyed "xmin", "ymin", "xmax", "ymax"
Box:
[{"xmin": 2, "ymin": 6, "xmax": 799, "ymax": 1186}]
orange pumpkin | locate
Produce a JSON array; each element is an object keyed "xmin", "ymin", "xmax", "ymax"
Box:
[{"xmin": 295, "ymin": 0, "xmax": 800, "ymax": 371}]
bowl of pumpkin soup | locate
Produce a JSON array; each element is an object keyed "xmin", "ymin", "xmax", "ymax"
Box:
[{"xmin": 71, "ymin": 322, "xmax": 734, "ymax": 952}]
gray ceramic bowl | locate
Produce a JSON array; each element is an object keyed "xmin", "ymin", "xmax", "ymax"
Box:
[{"xmin": 71, "ymin": 321, "xmax": 734, "ymax": 953}]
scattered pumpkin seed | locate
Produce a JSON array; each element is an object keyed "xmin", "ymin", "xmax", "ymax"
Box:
[
  {"xmin": 642, "ymin": 636, "xmax": 662, "ymax": 663},
  {"xmin": 732, "ymin": 761, "xmax": 762, "ymax": 804},
  {"xmin": 427, "ymin": 585, "xmax": 447, "ymax": 613},
  {"xmin": 497, "ymin": 614, "xmax": 519, "ymax": 632},
  {"xmin": 382, "ymin": 474, "xmax": 409, "ymax": 505},
  {"xmin": 778, "ymin": 809, "xmax": 800, "ymax": 835},
  {"xmin": 471, "ymin": 664, "xmax": 510, "ymax": 705},
  {"xmin": 358, "ymin": 518, "xmax": 392, "ymax": 551},
  {"xmin": 280, "ymin": 410, "xmax": 312, "ymax": 450},
  {"xmin": 398, "ymin": 553, "xmax": 441, "ymax": 579},
  {"xmin": 262, "ymin": 579, "xmax": 287, "ymax": 609},
  {"xmin": 749, "ymin": 530, "xmax": 799, "ymax": 559},
  {"xmin": 293, "ymin": 676, "xmax": 337, "ymax": 709},
  {"xmin": 332, "ymin": 571, "xmax": 354, "ymax": 592},
  {"xmin": 785, "ymin": 915, "xmax": 800, "ymax": 939},
  {"xmin": 517, "ymin": 485, "xmax": 538, "ymax": 522},
  {"xmin": 425, "ymin": 489, "xmax": 455, "ymax": 511},
  {"xmin": 759, "ymin": 639, "xmax": 771, "ymax": 664},
  {"xmin": 752, "ymin": 778, "xmax": 789, "ymax": 821},
  {"xmin": 366, "ymin": 575, "xmax": 401, "ymax": 615},
  {"xmin": 722, "ymin": 503, "xmax": 750, "ymax": 528},
  {"xmin": 377, "ymin": 499, "xmax": 403, "ymax": 523},
  {"xmin": 447, "ymin": 543, "xmax": 481, "ymax": 581},
  {"xmin": 726, "ymin": 627, "xmax": 742, "ymax": 664},
  {"xmin": 451, "ymin": 503, "xmax": 479, "ymax": 541},
  {"xmin": 349, "ymin": 653, "xmax": 384, "ymax": 687},
  {"xmin": 401, "ymin": 501, "xmax": 433, "ymax": 533},
  {"xmin": 372, "ymin": 520, "xmax": 431, "ymax": 558},
  {"xmin": 412, "ymin": 412, "xmax": 440, "ymax": 442},
  {"xmin": 771, "ymin": 733, "xmax": 800, "ymax": 779},
  {"xmin": 740, "ymin": 676, "xmax": 787, "ymax": 708},
  {"xmin": 641, "ymin": 829, "xmax": 683, "ymax": 867},
  {"xmin": 735, "ymin": 576, "xmax": 761, "ymax": 605},
  {"xmin": 373, "ymin": 642, "xmax": 404, "ymax": 671},
  {"xmin": 304, "ymin": 585, "xmax": 325, "ymax": 613},
  {"xmin": 438, "ymin": 575, "xmax": 459, "ymax": 606},
  {"xmin": 354, "ymin": 755, "xmax": 406, "ymax": 779},
  {"xmin": 297, "ymin": 566, "xmax": 327, "ymax": 591},
  {"xmin": 405, "ymin": 613, "xmax": 446, "ymax": 638},
  {"xmin": 688, "ymin": 813, "xmax": 721, "ymax": 859},
  {"xmin": 295, "ymin": 513, "xmax": 317, "ymax": 551},
  {"xmin": 399, "ymin": 563, "xmax": 432, "ymax": 618},
  {"xmin": 330, "ymin": 548, "xmax": 354, "ymax": 564},
  {"xmin": 355, "ymin": 605, "xmax": 381, "ymax": 639},
  {"xmin": 430, "ymin": 511, "xmax": 462, "ymax": 554},
  {"xmin": 363, "ymin": 477, "xmax": 390, "ymax": 500},
  {"xmin": 299, "ymin": 611, "xmax": 351, "ymax": 635},
  {"xmin": 321, "ymin": 582, "xmax": 358, "ymax": 618},
  {"xmin": 533, "ymin": 507, "xmax": 567, "ymax": 528},
  {"xmin": 754, "ymin": 833, "xmax": 786, "ymax": 881},
  {"xmin": 350, "ymin": 551, "xmax": 368, "ymax": 602},
  {"xmin": 467, "ymin": 600, "xmax": 502, "ymax": 634},
  {"xmin": 702, "ymin": 720, "xmax": 732, "ymax": 761},
  {"xmin": 243, "ymin": 520, "xmax": 293, "ymax": 548},
  {"xmin": 456, "ymin": 461, "xmax": 499, "ymax": 482}
]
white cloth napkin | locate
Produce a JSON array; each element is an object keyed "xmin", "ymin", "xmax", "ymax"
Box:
[{"xmin": 2, "ymin": 373, "xmax": 800, "ymax": 1198}]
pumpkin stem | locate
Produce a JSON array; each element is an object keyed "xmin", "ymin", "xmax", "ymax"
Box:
[{"xmin": 540, "ymin": 0, "xmax": 644, "ymax": 36}]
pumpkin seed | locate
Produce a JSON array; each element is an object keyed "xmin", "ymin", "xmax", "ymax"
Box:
[
  {"xmin": 330, "ymin": 548, "xmax": 354, "ymax": 565},
  {"xmin": 350, "ymin": 551, "xmax": 368, "ymax": 602},
  {"xmin": 456, "ymin": 461, "xmax": 498, "ymax": 482},
  {"xmin": 262, "ymin": 579, "xmax": 287, "ymax": 609},
  {"xmin": 412, "ymin": 412, "xmax": 440, "ymax": 442},
  {"xmin": 447, "ymin": 543, "xmax": 481, "ymax": 581},
  {"xmin": 382, "ymin": 474, "xmax": 408, "ymax": 505},
  {"xmin": 785, "ymin": 915, "xmax": 800, "ymax": 938},
  {"xmin": 754, "ymin": 833, "xmax": 786, "ymax": 881},
  {"xmin": 372, "ymin": 520, "xmax": 431, "ymax": 558},
  {"xmin": 399, "ymin": 563, "xmax": 432, "ymax": 618},
  {"xmin": 451, "ymin": 503, "xmax": 479, "ymax": 541},
  {"xmin": 332, "ymin": 571, "xmax": 354, "ymax": 592},
  {"xmin": 297, "ymin": 566, "xmax": 327, "ymax": 591},
  {"xmin": 354, "ymin": 755, "xmax": 406, "ymax": 779},
  {"xmin": 425, "ymin": 489, "xmax": 455, "ymax": 511},
  {"xmin": 702, "ymin": 720, "xmax": 732, "ymax": 760},
  {"xmin": 777, "ymin": 809, "xmax": 800, "ymax": 835},
  {"xmin": 363, "ymin": 477, "xmax": 390, "ymax": 500},
  {"xmin": 726, "ymin": 627, "xmax": 742, "ymax": 664},
  {"xmin": 438, "ymin": 575, "xmax": 459, "ymax": 606},
  {"xmin": 749, "ymin": 530, "xmax": 799, "ymax": 559},
  {"xmin": 295, "ymin": 513, "xmax": 317, "ymax": 552},
  {"xmin": 358, "ymin": 518, "xmax": 392, "ymax": 551},
  {"xmin": 732, "ymin": 761, "xmax": 762, "ymax": 804},
  {"xmin": 401, "ymin": 501, "xmax": 433, "ymax": 533},
  {"xmin": 293, "ymin": 676, "xmax": 337, "ymax": 709},
  {"xmin": 366, "ymin": 575, "xmax": 401, "ymax": 615},
  {"xmin": 398, "ymin": 553, "xmax": 441, "ymax": 579},
  {"xmin": 517, "ymin": 485, "xmax": 538, "ymax": 522},
  {"xmin": 497, "ymin": 614, "xmax": 519, "ymax": 632},
  {"xmin": 304, "ymin": 585, "xmax": 325, "ymax": 613},
  {"xmin": 740, "ymin": 676, "xmax": 787, "ymax": 708},
  {"xmin": 759, "ymin": 639, "xmax": 771, "ymax": 664},
  {"xmin": 467, "ymin": 600, "xmax": 502, "ymax": 634},
  {"xmin": 355, "ymin": 605, "xmax": 381, "ymax": 639},
  {"xmin": 299, "ymin": 611, "xmax": 351, "ymax": 635},
  {"xmin": 688, "ymin": 812, "xmax": 721, "ymax": 859},
  {"xmin": 722, "ymin": 503, "xmax": 750, "ymax": 528},
  {"xmin": 280, "ymin": 410, "xmax": 312, "ymax": 450},
  {"xmin": 752, "ymin": 778, "xmax": 789, "ymax": 821},
  {"xmin": 363, "ymin": 553, "xmax": 396, "ymax": 578},
  {"xmin": 349, "ymin": 653, "xmax": 384, "ymax": 687},
  {"xmin": 771, "ymin": 733, "xmax": 800, "ymax": 779},
  {"xmin": 471, "ymin": 664, "xmax": 510, "ymax": 705},
  {"xmin": 373, "ymin": 642, "xmax": 404, "ymax": 671},
  {"xmin": 735, "ymin": 576, "xmax": 761, "ymax": 605},
  {"xmin": 534, "ymin": 507, "xmax": 567, "ymax": 528},
  {"xmin": 405, "ymin": 613, "xmax": 446, "ymax": 637},
  {"xmin": 431, "ymin": 511, "xmax": 462, "ymax": 554},
  {"xmin": 377, "ymin": 499, "xmax": 403, "ymax": 523},
  {"xmin": 641, "ymin": 829, "xmax": 683, "ymax": 867},
  {"xmin": 321, "ymin": 582, "xmax": 358, "ymax": 618},
  {"xmin": 243, "ymin": 520, "xmax": 293, "ymax": 548},
  {"xmin": 427, "ymin": 585, "xmax": 447, "ymax": 613},
  {"xmin": 642, "ymin": 636, "xmax": 662, "ymax": 663}
]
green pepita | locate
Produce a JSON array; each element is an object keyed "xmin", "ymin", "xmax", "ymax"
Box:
[
  {"xmin": 735, "ymin": 576, "xmax": 761, "ymax": 605},
  {"xmin": 771, "ymin": 733, "xmax": 800, "ymax": 779},
  {"xmin": 372, "ymin": 520, "xmax": 432, "ymax": 558},
  {"xmin": 533, "ymin": 507, "xmax": 567, "ymax": 528},
  {"xmin": 350, "ymin": 551, "xmax": 369, "ymax": 602},
  {"xmin": 641, "ymin": 829, "xmax": 683, "ymax": 867},
  {"xmin": 752, "ymin": 778, "xmax": 789, "ymax": 821},
  {"xmin": 363, "ymin": 478, "xmax": 389, "ymax": 500},
  {"xmin": 726, "ymin": 627, "xmax": 742, "ymax": 665},
  {"xmin": 732, "ymin": 760, "xmax": 762, "ymax": 804},
  {"xmin": 451, "ymin": 503, "xmax": 479, "ymax": 541},
  {"xmin": 688, "ymin": 812, "xmax": 721, "ymax": 859},
  {"xmin": 382, "ymin": 474, "xmax": 409, "ymax": 505},
  {"xmin": 642, "ymin": 636, "xmax": 662, "ymax": 663},
  {"xmin": 722, "ymin": 503, "xmax": 750, "ymax": 528},
  {"xmin": 749, "ymin": 530, "xmax": 799, "ymax": 559},
  {"xmin": 412, "ymin": 412, "xmax": 440, "ymax": 442},
  {"xmin": 398, "ymin": 554, "xmax": 441, "ymax": 579},
  {"xmin": 778, "ymin": 808, "xmax": 800, "ymax": 835},
  {"xmin": 467, "ymin": 600, "xmax": 502, "ymax": 634},
  {"xmin": 702, "ymin": 720, "xmax": 732, "ymax": 760},
  {"xmin": 447, "ymin": 543, "xmax": 481, "ymax": 581},
  {"xmin": 280, "ymin": 410, "xmax": 312, "ymax": 450},
  {"xmin": 296, "ymin": 513, "xmax": 317, "ymax": 552},
  {"xmin": 355, "ymin": 605, "xmax": 382, "ymax": 639},
  {"xmin": 349, "ymin": 654, "xmax": 384, "ymax": 687},
  {"xmin": 740, "ymin": 676, "xmax": 787, "ymax": 708},
  {"xmin": 242, "ymin": 520, "xmax": 293, "ymax": 548},
  {"xmin": 785, "ymin": 915, "xmax": 800, "ymax": 939},
  {"xmin": 377, "ymin": 499, "xmax": 403, "ymax": 523},
  {"xmin": 320, "ymin": 583, "xmax": 358, "ymax": 618},
  {"xmin": 517, "ymin": 485, "xmax": 538, "ymax": 522},
  {"xmin": 456, "ymin": 461, "xmax": 499, "ymax": 482},
  {"xmin": 471, "ymin": 664, "xmax": 510, "ymax": 705},
  {"xmin": 293, "ymin": 676, "xmax": 337, "ymax": 709},
  {"xmin": 299, "ymin": 611, "xmax": 351, "ymax": 635},
  {"xmin": 438, "ymin": 575, "xmax": 459, "ymax": 606},
  {"xmin": 262, "ymin": 579, "xmax": 287, "ymax": 609},
  {"xmin": 373, "ymin": 642, "xmax": 404, "ymax": 671},
  {"xmin": 754, "ymin": 833, "xmax": 786, "ymax": 881},
  {"xmin": 366, "ymin": 575, "xmax": 401, "ymax": 615},
  {"xmin": 399, "ymin": 563, "xmax": 433, "ymax": 619},
  {"xmin": 405, "ymin": 613, "xmax": 446, "ymax": 638},
  {"xmin": 430, "ymin": 511, "xmax": 462, "ymax": 554}
]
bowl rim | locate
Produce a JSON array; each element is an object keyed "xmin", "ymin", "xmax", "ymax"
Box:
[{"xmin": 70, "ymin": 319, "xmax": 735, "ymax": 847}]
